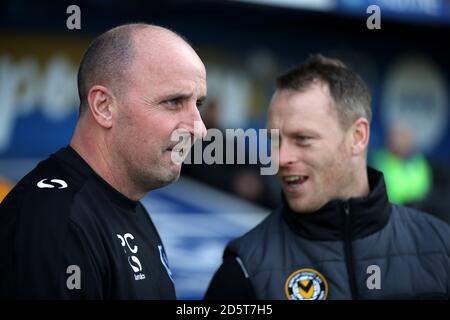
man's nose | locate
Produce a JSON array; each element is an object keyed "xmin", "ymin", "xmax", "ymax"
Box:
[
  {"xmin": 279, "ymin": 141, "xmax": 297, "ymax": 168},
  {"xmin": 187, "ymin": 103, "xmax": 207, "ymax": 141}
]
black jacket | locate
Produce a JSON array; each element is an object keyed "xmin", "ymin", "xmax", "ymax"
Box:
[
  {"xmin": 0, "ymin": 146, "xmax": 176, "ymax": 299},
  {"xmin": 205, "ymin": 168, "xmax": 450, "ymax": 300}
]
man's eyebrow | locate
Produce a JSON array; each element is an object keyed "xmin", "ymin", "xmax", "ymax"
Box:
[
  {"xmin": 159, "ymin": 92, "xmax": 207, "ymax": 102},
  {"xmin": 160, "ymin": 92, "xmax": 193, "ymax": 101},
  {"xmin": 291, "ymin": 129, "xmax": 320, "ymax": 138}
]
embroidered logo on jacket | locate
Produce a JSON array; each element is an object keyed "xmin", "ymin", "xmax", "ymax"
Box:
[
  {"xmin": 285, "ymin": 268, "xmax": 328, "ymax": 300},
  {"xmin": 37, "ymin": 178, "xmax": 68, "ymax": 189}
]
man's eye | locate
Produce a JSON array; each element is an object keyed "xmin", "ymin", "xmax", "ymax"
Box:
[
  {"xmin": 296, "ymin": 136, "xmax": 311, "ymax": 145},
  {"xmin": 163, "ymin": 99, "xmax": 182, "ymax": 108}
]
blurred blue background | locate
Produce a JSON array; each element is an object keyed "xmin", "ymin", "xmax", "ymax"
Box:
[{"xmin": 1, "ymin": 0, "xmax": 450, "ymax": 299}]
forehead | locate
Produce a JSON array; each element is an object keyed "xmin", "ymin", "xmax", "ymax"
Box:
[
  {"xmin": 268, "ymin": 85, "xmax": 340, "ymax": 134},
  {"xmin": 132, "ymin": 33, "xmax": 207, "ymax": 95}
]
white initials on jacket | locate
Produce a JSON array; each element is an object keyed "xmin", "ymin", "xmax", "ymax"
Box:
[{"xmin": 116, "ymin": 233, "xmax": 146, "ymax": 280}]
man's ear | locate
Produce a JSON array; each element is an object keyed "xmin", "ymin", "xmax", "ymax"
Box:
[
  {"xmin": 87, "ymin": 85, "xmax": 116, "ymax": 129},
  {"xmin": 350, "ymin": 117, "xmax": 370, "ymax": 156}
]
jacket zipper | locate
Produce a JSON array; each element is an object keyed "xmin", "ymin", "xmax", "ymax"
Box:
[{"xmin": 343, "ymin": 202, "xmax": 358, "ymax": 300}]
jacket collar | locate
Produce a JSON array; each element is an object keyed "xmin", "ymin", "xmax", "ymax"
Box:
[
  {"xmin": 53, "ymin": 146, "xmax": 140, "ymax": 211},
  {"xmin": 282, "ymin": 167, "xmax": 391, "ymax": 241}
]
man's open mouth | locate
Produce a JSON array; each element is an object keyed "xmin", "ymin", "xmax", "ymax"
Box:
[{"xmin": 283, "ymin": 175, "xmax": 309, "ymax": 189}]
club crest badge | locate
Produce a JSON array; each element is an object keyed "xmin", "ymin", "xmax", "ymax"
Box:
[{"xmin": 285, "ymin": 268, "xmax": 328, "ymax": 300}]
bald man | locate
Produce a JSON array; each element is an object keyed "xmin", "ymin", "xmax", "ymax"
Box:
[{"xmin": 0, "ymin": 24, "xmax": 207, "ymax": 299}]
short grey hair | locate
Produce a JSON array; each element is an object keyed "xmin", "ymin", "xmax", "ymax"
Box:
[{"xmin": 77, "ymin": 24, "xmax": 153, "ymax": 114}]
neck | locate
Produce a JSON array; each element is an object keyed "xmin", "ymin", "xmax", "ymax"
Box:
[
  {"xmin": 70, "ymin": 119, "xmax": 144, "ymax": 201},
  {"xmin": 350, "ymin": 164, "xmax": 370, "ymax": 199}
]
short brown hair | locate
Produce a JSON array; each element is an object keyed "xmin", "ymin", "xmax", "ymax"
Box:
[{"xmin": 276, "ymin": 54, "xmax": 372, "ymax": 128}]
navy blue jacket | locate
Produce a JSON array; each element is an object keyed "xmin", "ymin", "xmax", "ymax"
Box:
[{"xmin": 206, "ymin": 168, "xmax": 450, "ymax": 300}]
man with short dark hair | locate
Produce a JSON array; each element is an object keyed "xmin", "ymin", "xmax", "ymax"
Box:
[
  {"xmin": 205, "ymin": 54, "xmax": 450, "ymax": 300},
  {"xmin": 0, "ymin": 23, "xmax": 207, "ymax": 299}
]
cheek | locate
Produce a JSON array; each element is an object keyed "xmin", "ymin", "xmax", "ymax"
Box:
[
  {"xmin": 151, "ymin": 123, "xmax": 179, "ymax": 147},
  {"xmin": 305, "ymin": 146, "xmax": 342, "ymax": 181},
  {"xmin": 302, "ymin": 147, "xmax": 329, "ymax": 169},
  {"xmin": 135, "ymin": 114, "xmax": 174, "ymax": 143},
  {"xmin": 114, "ymin": 115, "xmax": 152, "ymax": 157},
  {"xmin": 324, "ymin": 147, "xmax": 350, "ymax": 181}
]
